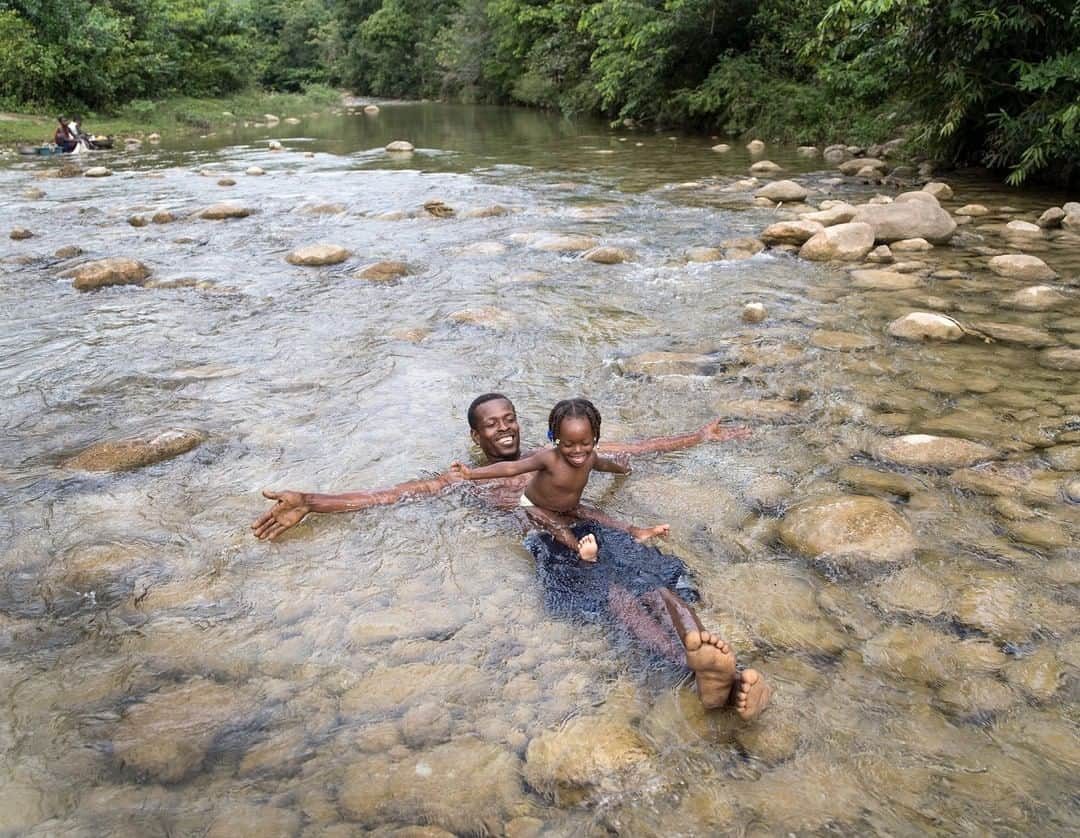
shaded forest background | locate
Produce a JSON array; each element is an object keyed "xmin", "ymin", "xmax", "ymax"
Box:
[{"xmin": 0, "ymin": 0, "xmax": 1077, "ymax": 184}]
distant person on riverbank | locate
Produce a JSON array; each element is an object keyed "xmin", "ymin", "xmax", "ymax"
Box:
[
  {"xmin": 54, "ymin": 116, "xmax": 77, "ymax": 152},
  {"xmin": 451, "ymin": 398, "xmax": 670, "ymax": 560}
]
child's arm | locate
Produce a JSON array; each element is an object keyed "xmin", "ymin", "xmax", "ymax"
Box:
[
  {"xmin": 593, "ymin": 453, "xmax": 632, "ymax": 475},
  {"xmin": 451, "ymin": 450, "xmax": 549, "ymax": 480}
]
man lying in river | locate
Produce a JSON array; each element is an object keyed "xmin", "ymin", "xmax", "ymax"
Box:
[{"xmin": 251, "ymin": 393, "xmax": 770, "ymax": 718}]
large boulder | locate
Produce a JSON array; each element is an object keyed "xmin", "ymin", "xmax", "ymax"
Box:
[
  {"xmin": 755, "ymin": 180, "xmax": 809, "ymax": 202},
  {"xmin": 799, "ymin": 222, "xmax": 875, "ymax": 261},
  {"xmin": 875, "ymin": 434, "xmax": 998, "ymax": 469},
  {"xmin": 851, "ymin": 199, "xmax": 957, "ymax": 244},
  {"xmin": 524, "ymin": 715, "xmax": 653, "ymax": 805},
  {"xmin": 761, "ymin": 220, "xmax": 823, "ymax": 246},
  {"xmin": 987, "ymin": 254, "xmax": 1057, "ymax": 281},
  {"xmin": 887, "ymin": 312, "xmax": 964, "ymax": 341},
  {"xmin": 286, "ymin": 244, "xmax": 351, "ymax": 266},
  {"xmin": 340, "ymin": 739, "xmax": 523, "ymax": 834},
  {"xmin": 64, "ymin": 429, "xmax": 204, "ymax": 471},
  {"xmin": 63, "ymin": 258, "xmax": 151, "ymax": 290},
  {"xmin": 779, "ymin": 494, "xmax": 916, "ymax": 564}
]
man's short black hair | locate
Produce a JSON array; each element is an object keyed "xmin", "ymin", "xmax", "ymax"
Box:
[{"xmin": 467, "ymin": 392, "xmax": 513, "ymax": 430}]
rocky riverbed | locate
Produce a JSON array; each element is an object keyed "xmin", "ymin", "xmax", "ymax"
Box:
[{"xmin": 0, "ymin": 103, "xmax": 1077, "ymax": 835}]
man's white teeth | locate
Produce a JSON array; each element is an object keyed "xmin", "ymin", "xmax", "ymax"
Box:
[{"xmin": 498, "ymin": 435, "xmax": 514, "ymax": 444}]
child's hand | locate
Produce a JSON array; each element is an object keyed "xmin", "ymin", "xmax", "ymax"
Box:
[
  {"xmin": 449, "ymin": 461, "xmax": 472, "ymax": 479},
  {"xmin": 609, "ymin": 451, "xmax": 632, "ymax": 473},
  {"xmin": 701, "ymin": 418, "xmax": 751, "ymax": 443}
]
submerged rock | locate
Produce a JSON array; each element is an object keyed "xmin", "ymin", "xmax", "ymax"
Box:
[
  {"xmin": 875, "ymin": 434, "xmax": 997, "ymax": 469},
  {"xmin": 583, "ymin": 246, "xmax": 634, "ymax": 264},
  {"xmin": 1003, "ymin": 285, "xmax": 1068, "ymax": 311},
  {"xmin": 63, "ymin": 258, "xmax": 151, "ymax": 290},
  {"xmin": 988, "ymin": 254, "xmax": 1056, "ymax": 281},
  {"xmin": 199, "ymin": 203, "xmax": 251, "ymax": 220},
  {"xmin": 887, "ymin": 312, "xmax": 965, "ymax": 341},
  {"xmin": 423, "ymin": 199, "xmax": 455, "ymax": 218},
  {"xmin": 742, "ymin": 303, "xmax": 767, "ymax": 323},
  {"xmin": 618, "ymin": 351, "xmax": 713, "ymax": 376},
  {"xmin": 460, "ymin": 241, "xmax": 507, "ymax": 256},
  {"xmin": 112, "ymin": 679, "xmax": 249, "ymax": 783},
  {"xmin": 286, "ymin": 244, "xmax": 350, "ymax": 266},
  {"xmin": 524, "ymin": 715, "xmax": 652, "ymax": 805},
  {"xmin": 340, "ymin": 739, "xmax": 523, "ymax": 833},
  {"xmin": 849, "ymin": 269, "xmax": 920, "ymax": 290},
  {"xmin": 685, "ymin": 246, "xmax": 723, "ymax": 262},
  {"xmin": 530, "ymin": 233, "xmax": 597, "ymax": 252},
  {"xmin": 810, "ymin": 330, "xmax": 875, "ymax": 351},
  {"xmin": 356, "ymin": 260, "xmax": 409, "ymax": 281},
  {"xmin": 64, "ymin": 429, "xmax": 204, "ymax": 471},
  {"xmin": 1038, "ymin": 348, "xmax": 1080, "ymax": 370},
  {"xmin": 9, "ymin": 226, "xmax": 33, "ymax": 240},
  {"xmin": 969, "ymin": 321, "xmax": 1058, "ymax": 347},
  {"xmin": 779, "ymin": 494, "xmax": 915, "ymax": 564}
]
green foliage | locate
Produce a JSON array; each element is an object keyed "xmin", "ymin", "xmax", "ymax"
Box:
[{"xmin": 815, "ymin": 0, "xmax": 1080, "ymax": 183}]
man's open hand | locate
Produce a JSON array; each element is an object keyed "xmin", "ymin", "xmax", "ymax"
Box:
[
  {"xmin": 701, "ymin": 418, "xmax": 751, "ymax": 443},
  {"xmin": 251, "ymin": 489, "xmax": 311, "ymax": 541}
]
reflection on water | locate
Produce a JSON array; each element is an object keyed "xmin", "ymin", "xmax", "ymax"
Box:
[{"xmin": 0, "ymin": 103, "xmax": 1077, "ymax": 835}]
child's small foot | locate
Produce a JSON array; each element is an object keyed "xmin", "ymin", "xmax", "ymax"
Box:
[
  {"xmin": 731, "ymin": 668, "xmax": 771, "ymax": 720},
  {"xmin": 683, "ymin": 630, "xmax": 737, "ymax": 709},
  {"xmin": 577, "ymin": 534, "xmax": 599, "ymax": 562},
  {"xmin": 630, "ymin": 523, "xmax": 670, "ymax": 542}
]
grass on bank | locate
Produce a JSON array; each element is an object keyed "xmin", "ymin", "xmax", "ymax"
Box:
[{"xmin": 0, "ymin": 85, "xmax": 342, "ymax": 147}]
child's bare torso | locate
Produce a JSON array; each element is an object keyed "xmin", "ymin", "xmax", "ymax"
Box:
[{"xmin": 522, "ymin": 449, "xmax": 595, "ymax": 513}]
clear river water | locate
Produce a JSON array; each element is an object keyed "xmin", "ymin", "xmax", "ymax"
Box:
[{"xmin": 0, "ymin": 102, "xmax": 1077, "ymax": 836}]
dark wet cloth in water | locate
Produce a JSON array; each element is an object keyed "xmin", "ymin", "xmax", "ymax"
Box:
[{"xmin": 524, "ymin": 521, "xmax": 699, "ymax": 624}]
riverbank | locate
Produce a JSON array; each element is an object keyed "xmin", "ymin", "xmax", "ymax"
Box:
[{"xmin": 0, "ymin": 86, "xmax": 343, "ymax": 148}]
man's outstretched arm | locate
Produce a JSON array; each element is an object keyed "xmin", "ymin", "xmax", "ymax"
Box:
[
  {"xmin": 599, "ymin": 417, "xmax": 750, "ymax": 457},
  {"xmin": 251, "ymin": 472, "xmax": 461, "ymax": 541}
]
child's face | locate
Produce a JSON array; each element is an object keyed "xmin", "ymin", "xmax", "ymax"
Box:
[{"xmin": 555, "ymin": 416, "xmax": 596, "ymax": 468}]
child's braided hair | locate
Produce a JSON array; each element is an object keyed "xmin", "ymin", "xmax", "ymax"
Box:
[{"xmin": 548, "ymin": 398, "xmax": 601, "ymax": 443}]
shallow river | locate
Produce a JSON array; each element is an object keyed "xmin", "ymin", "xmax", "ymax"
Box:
[{"xmin": 1, "ymin": 102, "xmax": 1078, "ymax": 836}]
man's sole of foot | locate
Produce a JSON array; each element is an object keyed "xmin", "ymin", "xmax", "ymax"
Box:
[
  {"xmin": 733, "ymin": 668, "xmax": 771, "ymax": 720},
  {"xmin": 683, "ymin": 629, "xmax": 736, "ymax": 709}
]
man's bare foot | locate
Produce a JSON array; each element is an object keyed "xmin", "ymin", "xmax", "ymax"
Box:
[
  {"xmin": 578, "ymin": 533, "xmax": 599, "ymax": 562},
  {"xmin": 630, "ymin": 523, "xmax": 670, "ymax": 542},
  {"xmin": 683, "ymin": 629, "xmax": 737, "ymax": 709},
  {"xmin": 731, "ymin": 668, "xmax": 771, "ymax": 720}
]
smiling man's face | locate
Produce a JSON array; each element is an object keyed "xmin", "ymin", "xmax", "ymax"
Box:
[{"xmin": 470, "ymin": 398, "xmax": 521, "ymax": 462}]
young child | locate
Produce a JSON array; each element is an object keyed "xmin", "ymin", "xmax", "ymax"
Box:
[{"xmin": 452, "ymin": 398, "xmax": 669, "ymax": 560}]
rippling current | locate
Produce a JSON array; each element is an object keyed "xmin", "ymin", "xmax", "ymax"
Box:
[{"xmin": 1, "ymin": 102, "xmax": 1077, "ymax": 836}]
